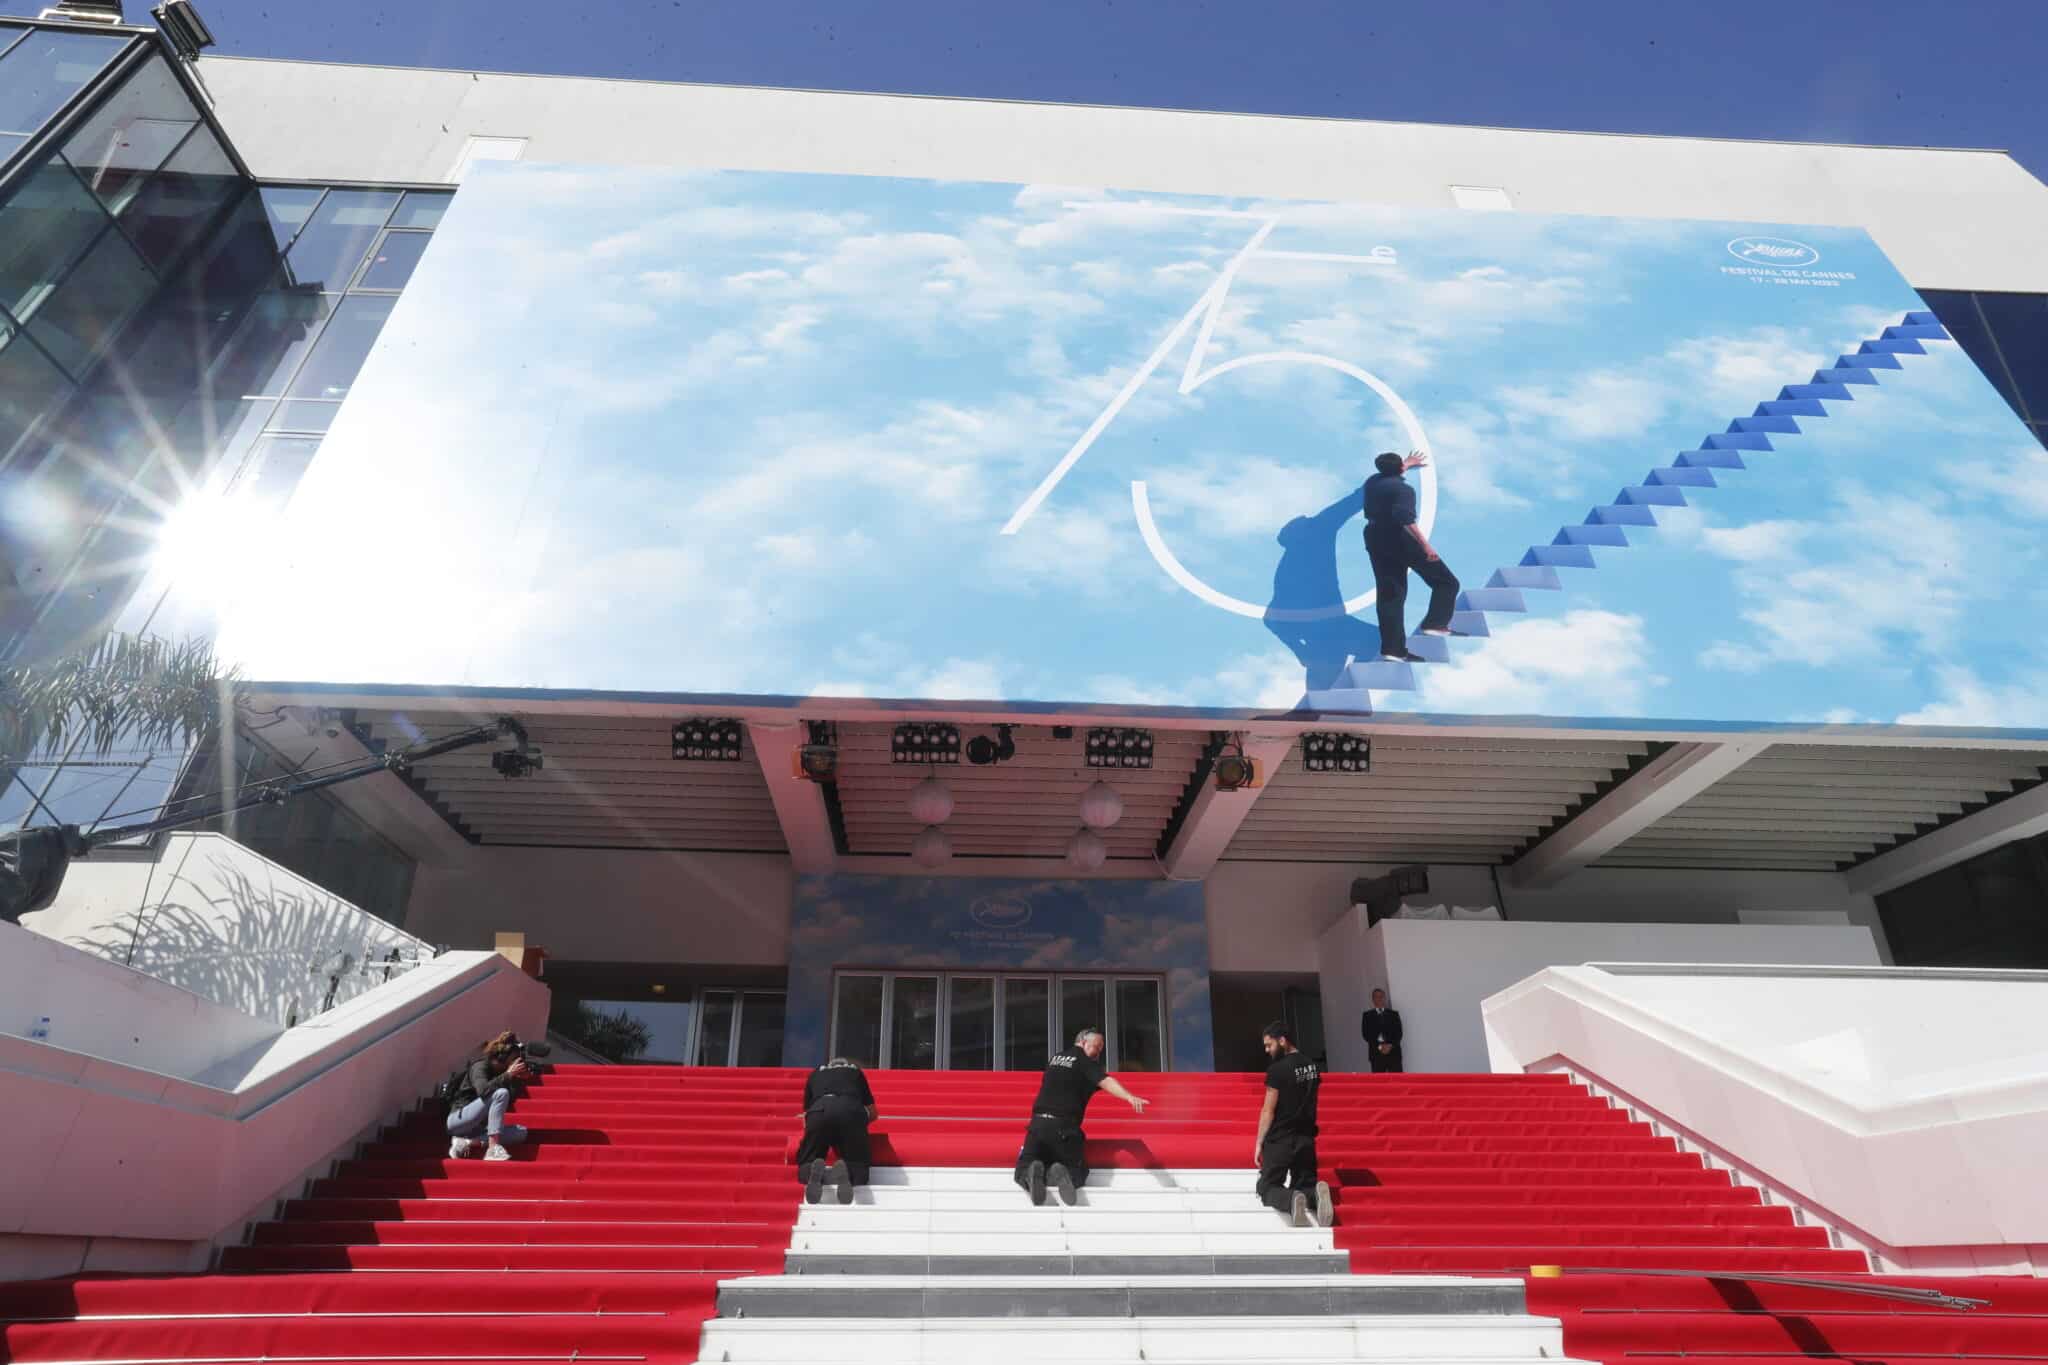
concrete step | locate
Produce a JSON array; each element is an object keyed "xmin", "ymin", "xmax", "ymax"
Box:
[
  {"xmin": 829, "ymin": 1188, "xmax": 1319, "ymax": 1212},
  {"xmin": 795, "ymin": 1207, "xmax": 1307, "ymax": 1233},
  {"xmin": 788, "ymin": 1229, "xmax": 1335, "ymax": 1255},
  {"xmin": 782, "ymin": 1251, "xmax": 1356, "ymax": 1276},
  {"xmin": 696, "ymin": 1313, "xmax": 1572, "ymax": 1361},
  {"xmin": 856, "ymin": 1168, "xmax": 1328, "ymax": 1191},
  {"xmin": 716, "ymin": 1273, "xmax": 1526, "ymax": 1319}
]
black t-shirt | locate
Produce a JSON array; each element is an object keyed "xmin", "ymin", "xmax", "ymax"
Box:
[
  {"xmin": 1362, "ymin": 471, "xmax": 1417, "ymax": 545},
  {"xmin": 1030, "ymin": 1050, "xmax": 1107, "ymax": 1124},
  {"xmin": 804, "ymin": 1060, "xmax": 875, "ymax": 1112},
  {"xmin": 1264, "ymin": 1051, "xmax": 1321, "ymax": 1140}
]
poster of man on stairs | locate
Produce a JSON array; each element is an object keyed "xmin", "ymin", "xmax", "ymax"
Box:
[{"xmin": 205, "ymin": 164, "xmax": 2048, "ymax": 731}]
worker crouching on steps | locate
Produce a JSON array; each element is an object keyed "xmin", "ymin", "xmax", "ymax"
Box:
[
  {"xmin": 1014, "ymin": 1027, "xmax": 1149, "ymax": 1206},
  {"xmin": 1255, "ymin": 1020, "xmax": 1334, "ymax": 1227},
  {"xmin": 795, "ymin": 1056, "xmax": 876, "ymax": 1204}
]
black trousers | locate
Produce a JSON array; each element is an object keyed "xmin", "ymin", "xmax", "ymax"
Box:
[
  {"xmin": 1255, "ymin": 1132, "xmax": 1319, "ymax": 1214},
  {"xmin": 1013, "ymin": 1116, "xmax": 1088, "ymax": 1189},
  {"xmin": 1369, "ymin": 1045, "xmax": 1405, "ymax": 1074},
  {"xmin": 1367, "ymin": 533, "xmax": 1459, "ymax": 656},
  {"xmin": 794, "ymin": 1098, "xmax": 872, "ymax": 1185}
]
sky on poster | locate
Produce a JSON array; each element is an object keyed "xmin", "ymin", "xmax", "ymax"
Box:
[{"xmin": 206, "ymin": 163, "xmax": 2048, "ymax": 726}]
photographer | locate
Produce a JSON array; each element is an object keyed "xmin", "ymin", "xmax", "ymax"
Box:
[{"xmin": 447, "ymin": 1030, "xmax": 539, "ymax": 1162}]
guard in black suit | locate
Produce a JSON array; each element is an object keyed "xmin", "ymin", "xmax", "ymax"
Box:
[{"xmin": 1361, "ymin": 988, "xmax": 1404, "ymax": 1073}]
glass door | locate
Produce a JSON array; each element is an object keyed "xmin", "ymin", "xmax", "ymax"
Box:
[
  {"xmin": 1002, "ymin": 976, "xmax": 1051, "ymax": 1071},
  {"xmin": 1114, "ymin": 978, "xmax": 1164, "ymax": 1072},
  {"xmin": 695, "ymin": 989, "xmax": 787, "ymax": 1066},
  {"xmin": 1058, "ymin": 977, "xmax": 1108, "ymax": 1048},
  {"xmin": 890, "ymin": 975, "xmax": 940, "ymax": 1070},
  {"xmin": 948, "ymin": 976, "xmax": 996, "ymax": 1070},
  {"xmin": 832, "ymin": 974, "xmax": 885, "ymax": 1066},
  {"xmin": 827, "ymin": 971, "xmax": 1161, "ymax": 1070}
]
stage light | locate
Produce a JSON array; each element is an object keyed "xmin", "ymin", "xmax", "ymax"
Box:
[
  {"xmin": 1214, "ymin": 753, "xmax": 1255, "ymax": 791},
  {"xmin": 491, "ymin": 748, "xmax": 542, "ymax": 778},
  {"xmin": 795, "ymin": 721, "xmax": 837, "ymax": 782},
  {"xmin": 892, "ymin": 722, "xmax": 961, "ymax": 765},
  {"xmin": 1303, "ymin": 732, "xmax": 1371, "ymax": 775},
  {"xmin": 965, "ymin": 724, "xmax": 1016, "ymax": 767},
  {"xmin": 1086, "ymin": 727, "xmax": 1152, "ymax": 770},
  {"xmin": 152, "ymin": 1, "xmax": 216, "ymax": 60},
  {"xmin": 673, "ymin": 718, "xmax": 744, "ymax": 761}
]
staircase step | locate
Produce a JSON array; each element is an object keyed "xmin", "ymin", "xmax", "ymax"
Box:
[
  {"xmin": 1556, "ymin": 524, "xmax": 1629, "ymax": 547},
  {"xmin": 1588, "ymin": 504, "xmax": 1657, "ymax": 526},
  {"xmin": 1617, "ymin": 485, "xmax": 1686, "ymax": 507},
  {"xmin": 1339, "ymin": 660, "xmax": 1418, "ymax": 691},
  {"xmin": 1487, "ymin": 566, "xmax": 1563, "ymax": 590},
  {"xmin": 1812, "ymin": 366, "xmax": 1879, "ymax": 385},
  {"xmin": 1644, "ymin": 467, "xmax": 1714, "ymax": 488},
  {"xmin": 1887, "ymin": 322, "xmax": 1950, "ymax": 340},
  {"xmin": 1447, "ymin": 611, "xmax": 1490, "ymax": 637},
  {"xmin": 1729, "ymin": 414, "xmax": 1802, "ymax": 433},
  {"xmin": 1702, "ymin": 432, "xmax": 1772, "ymax": 450},
  {"xmin": 1521, "ymin": 544, "xmax": 1597, "ymax": 568},
  {"xmin": 716, "ymin": 1272, "xmax": 1527, "ymax": 1319},
  {"xmin": 1458, "ymin": 587, "xmax": 1525, "ymax": 612},
  {"xmin": 1780, "ymin": 382, "xmax": 1853, "ymax": 400},
  {"xmin": 781, "ymin": 1251, "xmax": 1357, "ymax": 1276},
  {"xmin": 1406, "ymin": 633, "xmax": 1452, "ymax": 663},
  {"xmin": 1756, "ymin": 398, "xmax": 1827, "ymax": 416},
  {"xmin": 1903, "ymin": 308, "xmax": 1941, "ymax": 326},
  {"xmin": 1675, "ymin": 449, "xmax": 1747, "ymax": 470},
  {"xmin": 1837, "ymin": 350, "xmax": 1901, "ymax": 369},
  {"xmin": 1861, "ymin": 336, "xmax": 1925, "ymax": 355}
]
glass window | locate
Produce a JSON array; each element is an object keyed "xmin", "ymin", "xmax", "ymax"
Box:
[
  {"xmin": 388, "ymin": 190, "xmax": 453, "ymax": 230},
  {"xmin": 355, "ymin": 230, "xmax": 430, "ymax": 291},
  {"xmin": 832, "ymin": 974, "xmax": 884, "ymax": 1067},
  {"xmin": 210, "ymin": 287, "xmax": 333, "ymax": 398},
  {"xmin": 1058, "ymin": 977, "xmax": 1107, "ymax": 1048},
  {"xmin": 695, "ymin": 990, "xmax": 736, "ymax": 1065},
  {"xmin": 240, "ymin": 433, "xmax": 321, "ymax": 505},
  {"xmin": 0, "ymin": 321, "xmax": 71, "ymax": 468},
  {"xmin": 24, "ymin": 222, "xmax": 155, "ymax": 378},
  {"xmin": 0, "ymin": 133, "xmax": 25, "ymax": 164},
  {"xmin": 267, "ymin": 398, "xmax": 338, "ymax": 434},
  {"xmin": 1919, "ymin": 290, "xmax": 2021, "ymax": 413},
  {"xmin": 581, "ymin": 998, "xmax": 694, "ymax": 1063},
  {"xmin": 284, "ymin": 293, "xmax": 392, "ymax": 401},
  {"xmin": 1114, "ymin": 978, "xmax": 1164, "ymax": 1073},
  {"xmin": 1974, "ymin": 292, "xmax": 2048, "ymax": 421},
  {"xmin": 890, "ymin": 975, "xmax": 940, "ymax": 1070},
  {"xmin": 1003, "ymin": 976, "xmax": 1050, "ymax": 1071},
  {"xmin": 948, "ymin": 976, "xmax": 995, "ymax": 1070},
  {"xmin": 0, "ymin": 28, "xmax": 126, "ymax": 136},
  {"xmin": 259, "ymin": 185, "xmax": 323, "ymax": 254},
  {"xmin": 735, "ymin": 991, "xmax": 786, "ymax": 1067},
  {"xmin": 0, "ymin": 157, "xmax": 113, "ymax": 324},
  {"xmin": 61, "ymin": 58, "xmax": 200, "ymax": 216},
  {"xmin": 116, "ymin": 122, "xmax": 239, "ymax": 272},
  {"xmin": 0, "ymin": 26, "xmax": 27, "ymax": 61},
  {"xmin": 283, "ymin": 188, "xmax": 399, "ymax": 291}
]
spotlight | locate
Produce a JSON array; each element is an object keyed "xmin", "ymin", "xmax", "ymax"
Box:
[
  {"xmin": 892, "ymin": 722, "xmax": 961, "ymax": 765},
  {"xmin": 1303, "ymin": 732, "xmax": 1371, "ymax": 775},
  {"xmin": 1086, "ymin": 727, "xmax": 1153, "ymax": 770},
  {"xmin": 965, "ymin": 724, "xmax": 1017, "ymax": 767},
  {"xmin": 1213, "ymin": 747, "xmax": 1257, "ymax": 791},
  {"xmin": 152, "ymin": 2, "xmax": 216, "ymax": 61},
  {"xmin": 795, "ymin": 721, "xmax": 837, "ymax": 783},
  {"xmin": 672, "ymin": 717, "xmax": 745, "ymax": 761}
]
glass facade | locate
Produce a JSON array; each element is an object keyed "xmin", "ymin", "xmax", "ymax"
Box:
[{"xmin": 1918, "ymin": 289, "xmax": 2048, "ymax": 448}]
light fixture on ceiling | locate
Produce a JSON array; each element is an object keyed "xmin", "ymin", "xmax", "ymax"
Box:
[
  {"xmin": 892, "ymin": 722, "xmax": 961, "ymax": 765},
  {"xmin": 908, "ymin": 775, "xmax": 954, "ymax": 825},
  {"xmin": 795, "ymin": 720, "xmax": 837, "ymax": 783},
  {"xmin": 911, "ymin": 825, "xmax": 952, "ymax": 868},
  {"xmin": 1078, "ymin": 779, "xmax": 1123, "ymax": 830},
  {"xmin": 152, "ymin": 0, "xmax": 215, "ymax": 60},
  {"xmin": 1086, "ymin": 727, "xmax": 1153, "ymax": 769},
  {"xmin": 673, "ymin": 718, "xmax": 744, "ymax": 761},
  {"xmin": 1303, "ymin": 732, "xmax": 1371, "ymax": 774},
  {"xmin": 1066, "ymin": 826, "xmax": 1108, "ymax": 873},
  {"xmin": 1213, "ymin": 735, "xmax": 1258, "ymax": 791},
  {"xmin": 965, "ymin": 724, "xmax": 1016, "ymax": 767}
]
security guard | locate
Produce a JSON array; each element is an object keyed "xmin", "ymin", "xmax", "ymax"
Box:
[
  {"xmin": 1014, "ymin": 1027, "xmax": 1150, "ymax": 1206},
  {"xmin": 795, "ymin": 1056, "xmax": 876, "ymax": 1204},
  {"xmin": 1254, "ymin": 1020, "xmax": 1333, "ymax": 1227}
]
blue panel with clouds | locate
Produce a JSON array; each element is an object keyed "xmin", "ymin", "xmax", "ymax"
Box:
[
  {"xmin": 787, "ymin": 875, "xmax": 1211, "ymax": 1071},
  {"xmin": 204, "ymin": 165, "xmax": 2048, "ymax": 729}
]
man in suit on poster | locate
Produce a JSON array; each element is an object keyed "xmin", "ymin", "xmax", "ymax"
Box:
[{"xmin": 1361, "ymin": 988, "xmax": 1404, "ymax": 1073}]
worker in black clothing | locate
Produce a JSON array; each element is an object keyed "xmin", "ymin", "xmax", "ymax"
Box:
[
  {"xmin": 1362, "ymin": 988, "xmax": 1404, "ymax": 1073},
  {"xmin": 1255, "ymin": 1020, "xmax": 1333, "ymax": 1227},
  {"xmin": 794, "ymin": 1057, "xmax": 877, "ymax": 1205},
  {"xmin": 1363, "ymin": 449, "xmax": 1460, "ymax": 662},
  {"xmin": 1014, "ymin": 1027, "xmax": 1150, "ymax": 1206}
]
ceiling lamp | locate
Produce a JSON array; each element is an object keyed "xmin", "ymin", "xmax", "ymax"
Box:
[
  {"xmin": 908, "ymin": 775, "xmax": 955, "ymax": 825},
  {"xmin": 1078, "ymin": 779, "xmax": 1123, "ymax": 830},
  {"xmin": 911, "ymin": 825, "xmax": 951, "ymax": 868},
  {"xmin": 673, "ymin": 718, "xmax": 744, "ymax": 761},
  {"xmin": 1066, "ymin": 826, "xmax": 1107, "ymax": 873},
  {"xmin": 1086, "ymin": 727, "xmax": 1153, "ymax": 769},
  {"xmin": 1303, "ymin": 732, "xmax": 1372, "ymax": 774},
  {"xmin": 892, "ymin": 722, "xmax": 961, "ymax": 765}
]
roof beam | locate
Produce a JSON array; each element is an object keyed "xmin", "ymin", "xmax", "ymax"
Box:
[
  {"xmin": 1159, "ymin": 733, "xmax": 1301, "ymax": 879},
  {"xmin": 748, "ymin": 720, "xmax": 838, "ymax": 874},
  {"xmin": 1844, "ymin": 776, "xmax": 2048, "ymax": 897},
  {"xmin": 1505, "ymin": 739, "xmax": 1771, "ymax": 889}
]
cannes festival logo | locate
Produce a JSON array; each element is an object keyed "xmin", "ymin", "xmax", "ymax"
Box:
[
  {"xmin": 1727, "ymin": 236, "xmax": 1821, "ymax": 268},
  {"xmin": 969, "ymin": 895, "xmax": 1033, "ymax": 930}
]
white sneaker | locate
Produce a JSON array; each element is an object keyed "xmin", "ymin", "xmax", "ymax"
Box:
[
  {"xmin": 483, "ymin": 1143, "xmax": 512, "ymax": 1162},
  {"xmin": 448, "ymin": 1137, "xmax": 475, "ymax": 1159},
  {"xmin": 498, "ymin": 1123, "xmax": 528, "ymax": 1145}
]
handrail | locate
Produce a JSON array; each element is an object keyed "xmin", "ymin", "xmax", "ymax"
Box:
[
  {"xmin": 1531, "ymin": 1265, "xmax": 1989, "ymax": 1311},
  {"xmin": 1588, "ymin": 961, "xmax": 2048, "ymax": 983}
]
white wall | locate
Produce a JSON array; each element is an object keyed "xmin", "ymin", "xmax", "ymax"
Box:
[
  {"xmin": 0, "ymin": 919, "xmax": 547, "ymax": 1280},
  {"xmin": 194, "ymin": 59, "xmax": 2048, "ymax": 292},
  {"xmin": 1317, "ymin": 914, "xmax": 1882, "ymax": 1074},
  {"xmin": 406, "ymin": 846, "xmax": 792, "ymax": 965},
  {"xmin": 1485, "ymin": 964, "xmax": 2048, "ymax": 1274},
  {"xmin": 21, "ymin": 832, "xmax": 432, "ymax": 1025}
]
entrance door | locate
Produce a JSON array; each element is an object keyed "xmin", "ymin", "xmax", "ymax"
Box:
[
  {"xmin": 831, "ymin": 971, "xmax": 1166, "ymax": 1069},
  {"xmin": 695, "ymin": 989, "xmax": 787, "ymax": 1066}
]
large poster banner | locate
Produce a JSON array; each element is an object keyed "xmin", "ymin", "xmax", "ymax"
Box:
[
  {"xmin": 785, "ymin": 875, "xmax": 1211, "ymax": 1071},
  {"xmin": 210, "ymin": 164, "xmax": 2045, "ymax": 725}
]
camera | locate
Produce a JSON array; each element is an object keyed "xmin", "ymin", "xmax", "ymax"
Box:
[{"xmin": 510, "ymin": 1037, "xmax": 552, "ymax": 1074}]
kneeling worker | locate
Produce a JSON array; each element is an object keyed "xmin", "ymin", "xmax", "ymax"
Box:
[
  {"xmin": 1255, "ymin": 1021, "xmax": 1333, "ymax": 1227},
  {"xmin": 795, "ymin": 1056, "xmax": 876, "ymax": 1204},
  {"xmin": 1015, "ymin": 1027, "xmax": 1150, "ymax": 1206}
]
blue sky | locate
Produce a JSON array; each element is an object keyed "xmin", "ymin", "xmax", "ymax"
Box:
[
  {"xmin": 8, "ymin": 0, "xmax": 2043, "ymax": 182},
  {"xmin": 197, "ymin": 164, "xmax": 2048, "ymax": 727}
]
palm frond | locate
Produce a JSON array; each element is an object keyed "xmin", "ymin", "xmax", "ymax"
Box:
[{"xmin": 0, "ymin": 633, "xmax": 238, "ymax": 761}]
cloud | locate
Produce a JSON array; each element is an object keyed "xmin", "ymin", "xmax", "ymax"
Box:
[
  {"xmin": 1696, "ymin": 519, "xmax": 1811, "ymax": 564},
  {"xmin": 1896, "ymin": 667, "xmax": 2048, "ymax": 728},
  {"xmin": 1413, "ymin": 609, "xmax": 1666, "ymax": 715},
  {"xmin": 1145, "ymin": 456, "xmax": 1350, "ymax": 537}
]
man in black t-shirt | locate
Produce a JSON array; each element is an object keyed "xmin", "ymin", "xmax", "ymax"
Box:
[
  {"xmin": 1363, "ymin": 449, "xmax": 1461, "ymax": 663},
  {"xmin": 1254, "ymin": 1021, "xmax": 1333, "ymax": 1227},
  {"xmin": 1013, "ymin": 1027, "xmax": 1150, "ymax": 1206},
  {"xmin": 794, "ymin": 1057, "xmax": 877, "ymax": 1205}
]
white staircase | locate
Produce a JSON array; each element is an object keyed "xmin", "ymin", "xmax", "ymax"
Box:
[{"xmin": 699, "ymin": 1167, "xmax": 1586, "ymax": 1365}]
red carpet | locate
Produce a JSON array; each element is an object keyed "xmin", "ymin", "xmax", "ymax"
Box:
[{"xmin": 1, "ymin": 1065, "xmax": 2039, "ymax": 1364}]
